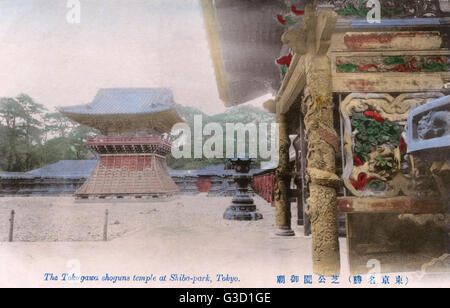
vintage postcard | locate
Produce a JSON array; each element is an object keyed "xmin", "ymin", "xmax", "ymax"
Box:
[{"xmin": 0, "ymin": 0, "xmax": 449, "ymax": 293}]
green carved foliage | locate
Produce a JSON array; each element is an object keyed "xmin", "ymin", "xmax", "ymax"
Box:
[
  {"xmin": 337, "ymin": 63, "xmax": 358, "ymax": 73},
  {"xmin": 351, "ymin": 112, "xmax": 402, "ymax": 161},
  {"xmin": 422, "ymin": 62, "xmax": 450, "ymax": 72},
  {"xmin": 383, "ymin": 57, "xmax": 405, "ymax": 65}
]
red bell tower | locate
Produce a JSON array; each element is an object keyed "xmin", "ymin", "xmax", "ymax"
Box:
[{"xmin": 59, "ymin": 88, "xmax": 183, "ymax": 200}]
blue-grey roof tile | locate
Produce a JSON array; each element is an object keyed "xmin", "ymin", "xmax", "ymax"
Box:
[
  {"xmin": 26, "ymin": 160, "xmax": 98, "ymax": 178},
  {"xmin": 59, "ymin": 88, "xmax": 176, "ymax": 115}
]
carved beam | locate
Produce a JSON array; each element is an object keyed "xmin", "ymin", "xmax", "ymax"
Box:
[
  {"xmin": 277, "ymin": 56, "xmax": 306, "ymax": 115},
  {"xmin": 337, "ymin": 197, "xmax": 445, "ymax": 214},
  {"xmin": 315, "ymin": 10, "xmax": 338, "ymax": 55}
]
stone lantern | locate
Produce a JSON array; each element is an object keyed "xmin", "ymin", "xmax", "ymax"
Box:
[{"xmin": 223, "ymin": 157, "xmax": 263, "ymax": 221}]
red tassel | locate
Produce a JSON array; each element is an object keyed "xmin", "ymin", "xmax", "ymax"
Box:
[
  {"xmin": 291, "ymin": 5, "xmax": 305, "ymax": 15},
  {"xmin": 276, "ymin": 53, "xmax": 293, "ymax": 67},
  {"xmin": 277, "ymin": 15, "xmax": 286, "ymax": 25}
]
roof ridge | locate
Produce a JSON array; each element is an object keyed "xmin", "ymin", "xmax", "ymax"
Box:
[{"xmin": 58, "ymin": 88, "xmax": 176, "ymax": 115}]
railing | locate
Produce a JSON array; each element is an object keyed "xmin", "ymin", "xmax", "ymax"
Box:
[
  {"xmin": 86, "ymin": 135, "xmax": 172, "ymax": 147},
  {"xmin": 252, "ymin": 173, "xmax": 275, "ymax": 205}
]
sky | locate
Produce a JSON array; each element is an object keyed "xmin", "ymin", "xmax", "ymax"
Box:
[{"xmin": 0, "ymin": 0, "xmax": 271, "ymax": 115}]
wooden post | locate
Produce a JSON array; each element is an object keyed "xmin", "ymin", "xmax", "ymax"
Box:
[
  {"xmin": 9, "ymin": 210, "xmax": 15, "ymax": 242},
  {"xmin": 274, "ymin": 112, "xmax": 295, "ymax": 236},
  {"xmin": 103, "ymin": 209, "xmax": 109, "ymax": 241},
  {"xmin": 277, "ymin": 4, "xmax": 340, "ymax": 274},
  {"xmin": 303, "ymin": 54, "xmax": 340, "ymax": 275},
  {"xmin": 298, "ymin": 117, "xmax": 312, "ymax": 236},
  {"xmin": 294, "ymin": 137, "xmax": 303, "ymax": 226}
]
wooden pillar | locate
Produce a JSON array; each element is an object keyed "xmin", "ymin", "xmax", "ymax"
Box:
[
  {"xmin": 298, "ymin": 117, "xmax": 312, "ymax": 236},
  {"xmin": 269, "ymin": 3, "xmax": 340, "ymax": 273},
  {"xmin": 274, "ymin": 111, "xmax": 295, "ymax": 236},
  {"xmin": 294, "ymin": 136, "xmax": 304, "ymax": 226},
  {"xmin": 303, "ymin": 54, "xmax": 340, "ymax": 275}
]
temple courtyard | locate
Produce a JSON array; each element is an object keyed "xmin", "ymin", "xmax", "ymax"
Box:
[{"xmin": 0, "ymin": 195, "xmax": 447, "ymax": 288}]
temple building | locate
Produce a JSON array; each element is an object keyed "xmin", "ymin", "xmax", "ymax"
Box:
[
  {"xmin": 58, "ymin": 88, "xmax": 183, "ymax": 200},
  {"xmin": 201, "ymin": 0, "xmax": 450, "ymax": 275},
  {"xmin": 0, "ymin": 161, "xmax": 249, "ymax": 197}
]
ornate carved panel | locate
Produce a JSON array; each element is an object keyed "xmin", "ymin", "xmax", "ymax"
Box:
[
  {"xmin": 336, "ymin": 55, "xmax": 450, "ymax": 73},
  {"xmin": 323, "ymin": 0, "xmax": 447, "ymax": 18},
  {"xmin": 330, "ymin": 50, "xmax": 450, "ymax": 93},
  {"xmin": 340, "ymin": 92, "xmax": 444, "ymax": 198},
  {"xmin": 331, "ymin": 32, "xmax": 443, "ymax": 52}
]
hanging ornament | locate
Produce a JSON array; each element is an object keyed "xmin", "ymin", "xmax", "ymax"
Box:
[
  {"xmin": 276, "ymin": 5, "xmax": 304, "ymax": 27},
  {"xmin": 276, "ymin": 53, "xmax": 293, "ymax": 67},
  {"xmin": 277, "ymin": 14, "xmax": 287, "ymax": 25}
]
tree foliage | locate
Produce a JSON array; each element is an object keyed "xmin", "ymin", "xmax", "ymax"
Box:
[
  {"xmin": 0, "ymin": 94, "xmax": 275, "ymax": 172},
  {"xmin": 0, "ymin": 94, "xmax": 98, "ymax": 172},
  {"xmin": 167, "ymin": 104, "xmax": 276, "ymax": 170}
]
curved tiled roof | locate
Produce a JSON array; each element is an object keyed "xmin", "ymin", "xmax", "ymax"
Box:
[
  {"xmin": 0, "ymin": 160, "xmax": 97, "ymax": 179},
  {"xmin": 58, "ymin": 88, "xmax": 184, "ymax": 134},
  {"xmin": 26, "ymin": 160, "xmax": 98, "ymax": 178},
  {"xmin": 0, "ymin": 172, "xmax": 34, "ymax": 180},
  {"xmin": 59, "ymin": 88, "xmax": 176, "ymax": 115}
]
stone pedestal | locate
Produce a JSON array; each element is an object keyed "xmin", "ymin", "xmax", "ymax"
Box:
[
  {"xmin": 275, "ymin": 227, "xmax": 296, "ymax": 236},
  {"xmin": 223, "ymin": 174, "xmax": 263, "ymax": 221}
]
